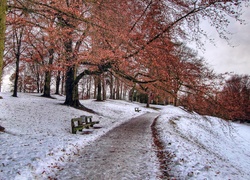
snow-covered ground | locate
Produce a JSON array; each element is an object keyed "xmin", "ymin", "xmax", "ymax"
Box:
[
  {"xmin": 157, "ymin": 106, "xmax": 250, "ymax": 179},
  {"xmin": 0, "ymin": 92, "xmax": 250, "ymax": 179},
  {"xmin": 0, "ymin": 92, "xmax": 155, "ymax": 179}
]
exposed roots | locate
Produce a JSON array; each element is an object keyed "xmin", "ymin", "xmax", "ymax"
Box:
[
  {"xmin": 41, "ymin": 94, "xmax": 57, "ymax": 99},
  {"xmin": 75, "ymin": 103, "xmax": 97, "ymax": 114}
]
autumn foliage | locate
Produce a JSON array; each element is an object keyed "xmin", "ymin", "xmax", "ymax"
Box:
[
  {"xmin": 217, "ymin": 75, "xmax": 250, "ymax": 122},
  {"xmin": 2, "ymin": 0, "xmax": 250, "ymax": 120}
]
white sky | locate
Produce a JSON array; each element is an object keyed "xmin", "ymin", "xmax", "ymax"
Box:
[{"xmin": 197, "ymin": 5, "xmax": 250, "ymax": 75}]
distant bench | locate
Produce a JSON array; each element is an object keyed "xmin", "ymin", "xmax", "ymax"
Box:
[
  {"xmin": 71, "ymin": 115, "xmax": 99, "ymax": 134},
  {"xmin": 135, "ymin": 107, "xmax": 141, "ymax": 112}
]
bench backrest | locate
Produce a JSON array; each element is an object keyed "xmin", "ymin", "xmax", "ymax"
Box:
[{"xmin": 71, "ymin": 118, "xmax": 82, "ymax": 127}]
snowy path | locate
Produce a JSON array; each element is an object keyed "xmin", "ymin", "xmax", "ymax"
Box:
[{"xmin": 51, "ymin": 113, "xmax": 161, "ymax": 179}]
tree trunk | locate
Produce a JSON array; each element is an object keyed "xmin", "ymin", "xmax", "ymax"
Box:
[
  {"xmin": 110, "ymin": 73, "xmax": 114, "ymax": 99},
  {"xmin": 12, "ymin": 28, "xmax": 23, "ymax": 97},
  {"xmin": 0, "ymin": 0, "xmax": 6, "ymax": 84},
  {"xmin": 94, "ymin": 76, "xmax": 97, "ymax": 99},
  {"xmin": 88, "ymin": 78, "xmax": 91, "ymax": 98},
  {"xmin": 130, "ymin": 84, "xmax": 136, "ymax": 102},
  {"xmin": 42, "ymin": 71, "xmax": 51, "ymax": 97},
  {"xmin": 123, "ymin": 85, "xmax": 127, "ymax": 100},
  {"xmin": 61, "ymin": 73, "xmax": 64, "ymax": 95},
  {"xmin": 55, "ymin": 70, "xmax": 61, "ymax": 95},
  {"xmin": 81, "ymin": 80, "xmax": 85, "ymax": 99},
  {"xmin": 36, "ymin": 71, "xmax": 40, "ymax": 93},
  {"xmin": 116, "ymin": 77, "xmax": 120, "ymax": 99},
  {"xmin": 86, "ymin": 77, "xmax": 89, "ymax": 98},
  {"xmin": 62, "ymin": 29, "xmax": 82, "ymax": 107},
  {"xmin": 120, "ymin": 81, "xmax": 123, "ymax": 100},
  {"xmin": 146, "ymin": 92, "xmax": 151, "ymax": 108},
  {"xmin": 13, "ymin": 56, "xmax": 20, "ymax": 97},
  {"xmin": 97, "ymin": 75, "xmax": 102, "ymax": 101},
  {"xmin": 102, "ymin": 73, "xmax": 106, "ymax": 100},
  {"xmin": 64, "ymin": 65, "xmax": 81, "ymax": 107},
  {"xmin": 42, "ymin": 49, "xmax": 54, "ymax": 97}
]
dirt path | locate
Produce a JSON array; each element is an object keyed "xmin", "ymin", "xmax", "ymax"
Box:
[{"xmin": 54, "ymin": 113, "xmax": 161, "ymax": 179}]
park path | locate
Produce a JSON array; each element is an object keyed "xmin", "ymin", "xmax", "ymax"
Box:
[{"xmin": 54, "ymin": 113, "xmax": 161, "ymax": 180}]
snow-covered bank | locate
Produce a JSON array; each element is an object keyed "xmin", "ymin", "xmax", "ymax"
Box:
[
  {"xmin": 0, "ymin": 93, "xmax": 154, "ymax": 179},
  {"xmin": 157, "ymin": 106, "xmax": 250, "ymax": 179}
]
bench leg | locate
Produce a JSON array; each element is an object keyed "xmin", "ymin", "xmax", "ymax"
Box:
[{"xmin": 72, "ymin": 127, "xmax": 77, "ymax": 134}]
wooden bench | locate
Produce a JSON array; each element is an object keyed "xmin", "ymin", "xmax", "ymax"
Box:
[
  {"xmin": 135, "ymin": 107, "xmax": 141, "ymax": 112},
  {"xmin": 71, "ymin": 118, "xmax": 91, "ymax": 134},
  {"xmin": 80, "ymin": 115, "xmax": 99, "ymax": 127},
  {"xmin": 71, "ymin": 116, "xmax": 100, "ymax": 134}
]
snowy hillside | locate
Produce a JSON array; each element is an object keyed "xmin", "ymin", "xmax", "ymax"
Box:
[
  {"xmin": 0, "ymin": 92, "xmax": 250, "ymax": 179},
  {"xmin": 157, "ymin": 106, "xmax": 250, "ymax": 179}
]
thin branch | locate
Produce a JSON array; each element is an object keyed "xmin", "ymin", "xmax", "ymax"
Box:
[
  {"xmin": 129, "ymin": 0, "xmax": 153, "ymax": 33},
  {"xmin": 125, "ymin": 5, "xmax": 206, "ymax": 59}
]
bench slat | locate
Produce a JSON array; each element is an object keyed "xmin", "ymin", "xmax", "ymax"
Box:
[{"xmin": 71, "ymin": 116, "xmax": 100, "ymax": 134}]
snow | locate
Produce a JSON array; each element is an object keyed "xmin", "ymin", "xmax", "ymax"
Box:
[
  {"xmin": 0, "ymin": 93, "xmax": 156, "ymax": 179},
  {"xmin": 53, "ymin": 113, "xmax": 161, "ymax": 180},
  {"xmin": 157, "ymin": 106, "xmax": 250, "ymax": 179},
  {"xmin": 1, "ymin": 92, "xmax": 250, "ymax": 179}
]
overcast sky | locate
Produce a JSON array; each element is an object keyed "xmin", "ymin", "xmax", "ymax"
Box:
[{"xmin": 196, "ymin": 5, "xmax": 250, "ymax": 75}]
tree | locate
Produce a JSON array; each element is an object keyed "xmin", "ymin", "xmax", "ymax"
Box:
[
  {"xmin": 7, "ymin": 4, "xmax": 27, "ymax": 97},
  {"xmin": 218, "ymin": 74, "xmax": 250, "ymax": 121},
  {"xmin": 42, "ymin": 48, "xmax": 54, "ymax": 97},
  {"xmin": 55, "ymin": 70, "xmax": 61, "ymax": 95},
  {"xmin": 0, "ymin": 0, "xmax": 7, "ymax": 93},
  {"xmin": 7, "ymin": 0, "xmax": 248, "ymax": 108},
  {"xmin": 106, "ymin": 0, "xmax": 248, "ymax": 106},
  {"xmin": 102, "ymin": 73, "xmax": 107, "ymax": 100},
  {"xmin": 12, "ymin": 26, "xmax": 24, "ymax": 97}
]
